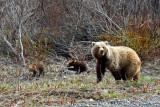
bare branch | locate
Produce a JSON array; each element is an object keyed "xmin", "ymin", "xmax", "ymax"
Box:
[{"xmin": 3, "ymin": 35, "xmax": 17, "ymax": 56}]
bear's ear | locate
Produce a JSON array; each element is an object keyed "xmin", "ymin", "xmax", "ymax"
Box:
[
  {"xmin": 72, "ymin": 60, "xmax": 75, "ymax": 62},
  {"xmin": 92, "ymin": 42, "xmax": 96, "ymax": 47},
  {"xmin": 32, "ymin": 65, "xmax": 37, "ymax": 69},
  {"xmin": 105, "ymin": 41, "xmax": 109, "ymax": 45}
]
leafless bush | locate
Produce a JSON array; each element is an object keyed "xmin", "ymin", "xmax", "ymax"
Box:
[
  {"xmin": 0, "ymin": 0, "xmax": 44, "ymax": 64},
  {"xmin": 0, "ymin": 0, "xmax": 159, "ymax": 62},
  {"xmin": 70, "ymin": 41, "xmax": 92, "ymax": 61}
]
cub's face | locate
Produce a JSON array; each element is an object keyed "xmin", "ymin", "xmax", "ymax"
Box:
[
  {"xmin": 28, "ymin": 65, "xmax": 37, "ymax": 72},
  {"xmin": 91, "ymin": 41, "xmax": 109, "ymax": 59},
  {"xmin": 67, "ymin": 60, "xmax": 75, "ymax": 67}
]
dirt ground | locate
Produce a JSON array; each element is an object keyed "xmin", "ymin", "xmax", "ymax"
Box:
[{"xmin": 0, "ymin": 56, "xmax": 159, "ymax": 106}]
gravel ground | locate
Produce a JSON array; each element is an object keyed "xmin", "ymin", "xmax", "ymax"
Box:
[{"xmin": 64, "ymin": 95, "xmax": 160, "ymax": 107}]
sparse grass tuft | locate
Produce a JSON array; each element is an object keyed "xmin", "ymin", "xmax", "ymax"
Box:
[
  {"xmin": 140, "ymin": 75, "xmax": 157, "ymax": 83},
  {"xmin": 101, "ymin": 90, "xmax": 119, "ymax": 99}
]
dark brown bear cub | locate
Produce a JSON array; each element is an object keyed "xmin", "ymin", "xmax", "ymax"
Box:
[
  {"xmin": 28, "ymin": 62, "xmax": 45, "ymax": 77},
  {"xmin": 67, "ymin": 60, "xmax": 88, "ymax": 74}
]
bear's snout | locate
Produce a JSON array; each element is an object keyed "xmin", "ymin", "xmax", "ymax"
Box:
[{"xmin": 100, "ymin": 49, "xmax": 104, "ymax": 55}]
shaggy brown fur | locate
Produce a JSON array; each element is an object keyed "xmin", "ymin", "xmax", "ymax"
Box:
[
  {"xmin": 67, "ymin": 60, "xmax": 88, "ymax": 74},
  {"xmin": 28, "ymin": 62, "xmax": 45, "ymax": 77},
  {"xmin": 91, "ymin": 41, "xmax": 141, "ymax": 83}
]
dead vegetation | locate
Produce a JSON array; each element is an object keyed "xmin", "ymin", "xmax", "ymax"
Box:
[{"xmin": 0, "ymin": 57, "xmax": 159, "ymax": 106}]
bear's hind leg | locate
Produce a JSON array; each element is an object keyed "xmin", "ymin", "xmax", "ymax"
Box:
[
  {"xmin": 126, "ymin": 63, "xmax": 140, "ymax": 81},
  {"xmin": 133, "ymin": 66, "xmax": 140, "ymax": 81},
  {"xmin": 133, "ymin": 72, "xmax": 140, "ymax": 81},
  {"xmin": 76, "ymin": 67, "xmax": 81, "ymax": 74}
]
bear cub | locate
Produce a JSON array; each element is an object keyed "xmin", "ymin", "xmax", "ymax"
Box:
[
  {"xmin": 67, "ymin": 60, "xmax": 88, "ymax": 74},
  {"xmin": 28, "ymin": 62, "xmax": 45, "ymax": 77},
  {"xmin": 91, "ymin": 41, "xmax": 141, "ymax": 83}
]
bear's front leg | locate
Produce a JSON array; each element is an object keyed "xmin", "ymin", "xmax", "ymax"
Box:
[
  {"xmin": 96, "ymin": 61, "xmax": 106, "ymax": 83},
  {"xmin": 38, "ymin": 69, "xmax": 43, "ymax": 77},
  {"xmin": 32, "ymin": 71, "xmax": 36, "ymax": 77}
]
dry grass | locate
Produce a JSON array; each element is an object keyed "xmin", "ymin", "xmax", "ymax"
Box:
[{"xmin": 0, "ymin": 61, "xmax": 159, "ymax": 107}]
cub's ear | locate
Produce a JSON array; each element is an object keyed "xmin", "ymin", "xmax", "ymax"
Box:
[
  {"xmin": 32, "ymin": 65, "xmax": 37, "ymax": 69},
  {"xmin": 105, "ymin": 41, "xmax": 109, "ymax": 45},
  {"xmin": 92, "ymin": 42, "xmax": 96, "ymax": 47}
]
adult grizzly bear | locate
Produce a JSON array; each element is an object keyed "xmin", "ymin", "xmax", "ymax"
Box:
[{"xmin": 91, "ymin": 41, "xmax": 141, "ymax": 83}]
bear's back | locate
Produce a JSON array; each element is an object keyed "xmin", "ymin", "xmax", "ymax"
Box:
[
  {"xmin": 112, "ymin": 46, "xmax": 138, "ymax": 55},
  {"xmin": 112, "ymin": 46, "xmax": 141, "ymax": 65}
]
